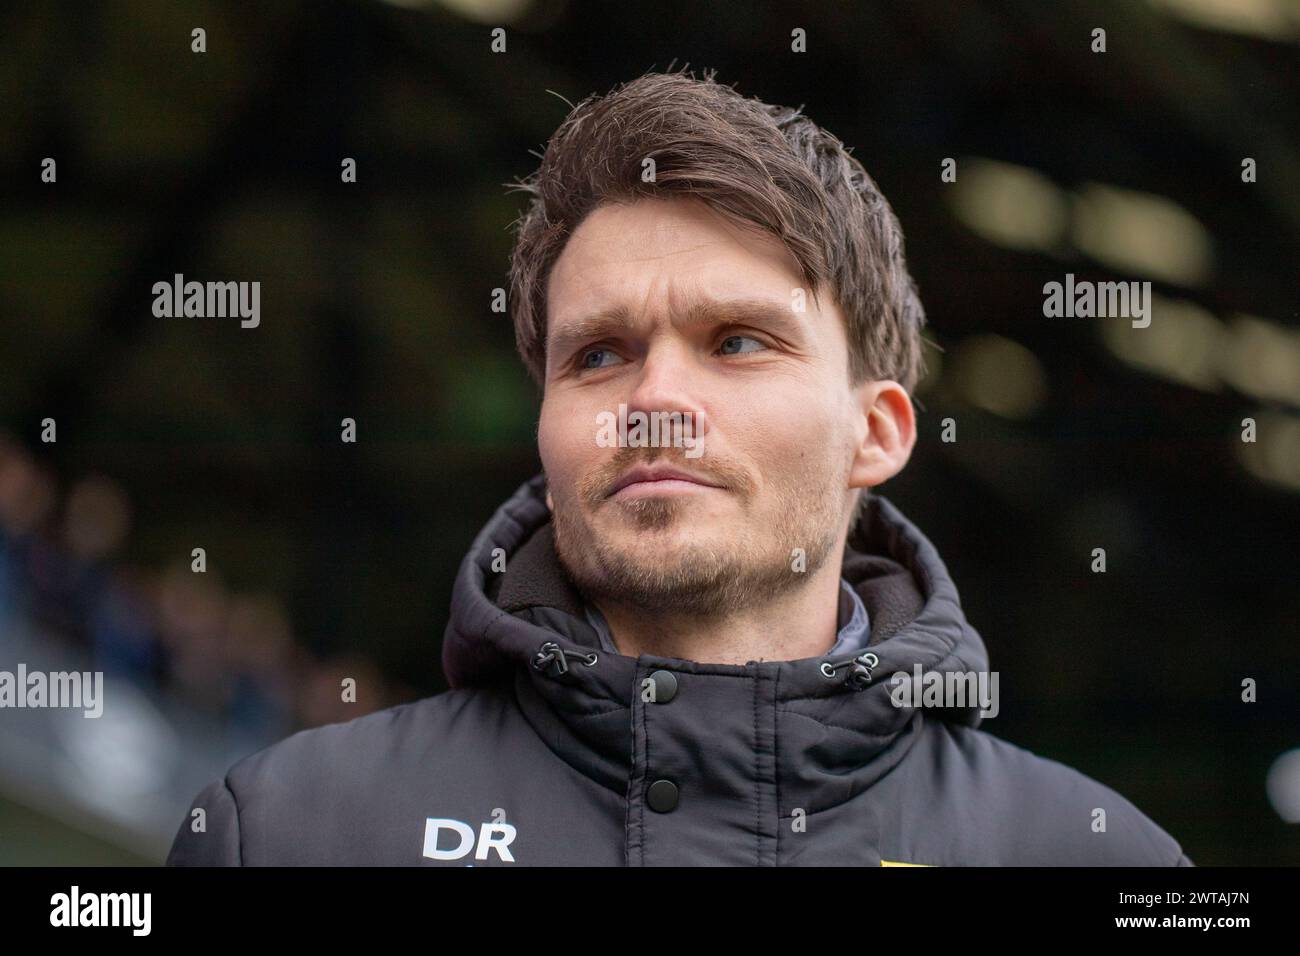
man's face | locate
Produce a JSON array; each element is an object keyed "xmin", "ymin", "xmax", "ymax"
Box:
[{"xmin": 539, "ymin": 196, "xmax": 864, "ymax": 617}]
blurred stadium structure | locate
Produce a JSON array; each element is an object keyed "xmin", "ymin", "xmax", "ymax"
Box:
[{"xmin": 1, "ymin": 0, "xmax": 1297, "ymax": 864}]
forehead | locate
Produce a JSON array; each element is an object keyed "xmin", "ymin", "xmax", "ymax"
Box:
[{"xmin": 547, "ymin": 197, "xmax": 806, "ymax": 321}]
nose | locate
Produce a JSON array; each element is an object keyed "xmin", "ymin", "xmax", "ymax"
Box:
[{"xmin": 622, "ymin": 341, "xmax": 709, "ymax": 449}]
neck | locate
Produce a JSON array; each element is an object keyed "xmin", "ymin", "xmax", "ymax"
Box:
[{"xmin": 590, "ymin": 560, "xmax": 843, "ymax": 664}]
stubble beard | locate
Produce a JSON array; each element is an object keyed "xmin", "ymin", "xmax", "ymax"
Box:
[{"xmin": 549, "ymin": 450, "xmax": 849, "ymax": 619}]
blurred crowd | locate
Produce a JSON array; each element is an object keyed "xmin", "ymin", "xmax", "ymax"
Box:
[{"xmin": 0, "ymin": 432, "xmax": 409, "ymax": 746}]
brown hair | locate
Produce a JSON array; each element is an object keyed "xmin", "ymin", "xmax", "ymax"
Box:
[{"xmin": 505, "ymin": 67, "xmax": 928, "ymax": 396}]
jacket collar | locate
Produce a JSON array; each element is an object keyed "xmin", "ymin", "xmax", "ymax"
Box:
[{"xmin": 442, "ymin": 473, "xmax": 990, "ymax": 798}]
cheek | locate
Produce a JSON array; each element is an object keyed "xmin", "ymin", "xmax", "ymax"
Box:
[
  {"xmin": 537, "ymin": 404, "xmax": 563, "ymax": 475},
  {"xmin": 729, "ymin": 391, "xmax": 844, "ymax": 471},
  {"xmin": 539, "ymin": 399, "xmax": 592, "ymax": 486}
]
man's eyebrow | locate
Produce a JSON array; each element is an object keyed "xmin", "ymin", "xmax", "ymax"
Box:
[
  {"xmin": 547, "ymin": 298, "xmax": 808, "ymax": 357},
  {"xmin": 547, "ymin": 307, "xmax": 634, "ymax": 358}
]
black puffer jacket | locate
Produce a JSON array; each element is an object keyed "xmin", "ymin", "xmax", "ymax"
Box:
[{"xmin": 166, "ymin": 473, "xmax": 1192, "ymax": 866}]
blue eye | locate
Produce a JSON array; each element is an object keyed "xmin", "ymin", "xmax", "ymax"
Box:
[
  {"xmin": 579, "ymin": 347, "xmax": 622, "ymax": 370},
  {"xmin": 719, "ymin": 334, "xmax": 766, "ymax": 355}
]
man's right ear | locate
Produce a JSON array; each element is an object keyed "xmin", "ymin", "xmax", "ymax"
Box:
[{"xmin": 545, "ymin": 490, "xmax": 554, "ymax": 512}]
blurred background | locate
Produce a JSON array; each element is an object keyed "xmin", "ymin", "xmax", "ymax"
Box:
[{"xmin": 1, "ymin": 0, "xmax": 1297, "ymax": 865}]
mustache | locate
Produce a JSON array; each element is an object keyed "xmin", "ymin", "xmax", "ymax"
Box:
[{"xmin": 577, "ymin": 446, "xmax": 754, "ymax": 505}]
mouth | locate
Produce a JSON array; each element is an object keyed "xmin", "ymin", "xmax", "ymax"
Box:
[{"xmin": 606, "ymin": 465, "xmax": 724, "ymax": 499}]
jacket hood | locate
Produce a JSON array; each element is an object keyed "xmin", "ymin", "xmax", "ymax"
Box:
[{"xmin": 441, "ymin": 473, "xmax": 991, "ymax": 796}]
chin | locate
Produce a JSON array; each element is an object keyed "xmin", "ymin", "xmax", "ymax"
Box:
[{"xmin": 600, "ymin": 529, "xmax": 692, "ymax": 563}]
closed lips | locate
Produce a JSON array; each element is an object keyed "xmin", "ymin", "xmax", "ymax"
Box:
[{"xmin": 608, "ymin": 467, "xmax": 720, "ymax": 496}]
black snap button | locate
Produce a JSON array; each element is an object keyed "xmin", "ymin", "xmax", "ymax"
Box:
[
  {"xmin": 646, "ymin": 779, "xmax": 679, "ymax": 813},
  {"xmin": 649, "ymin": 669, "xmax": 678, "ymax": 703}
]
